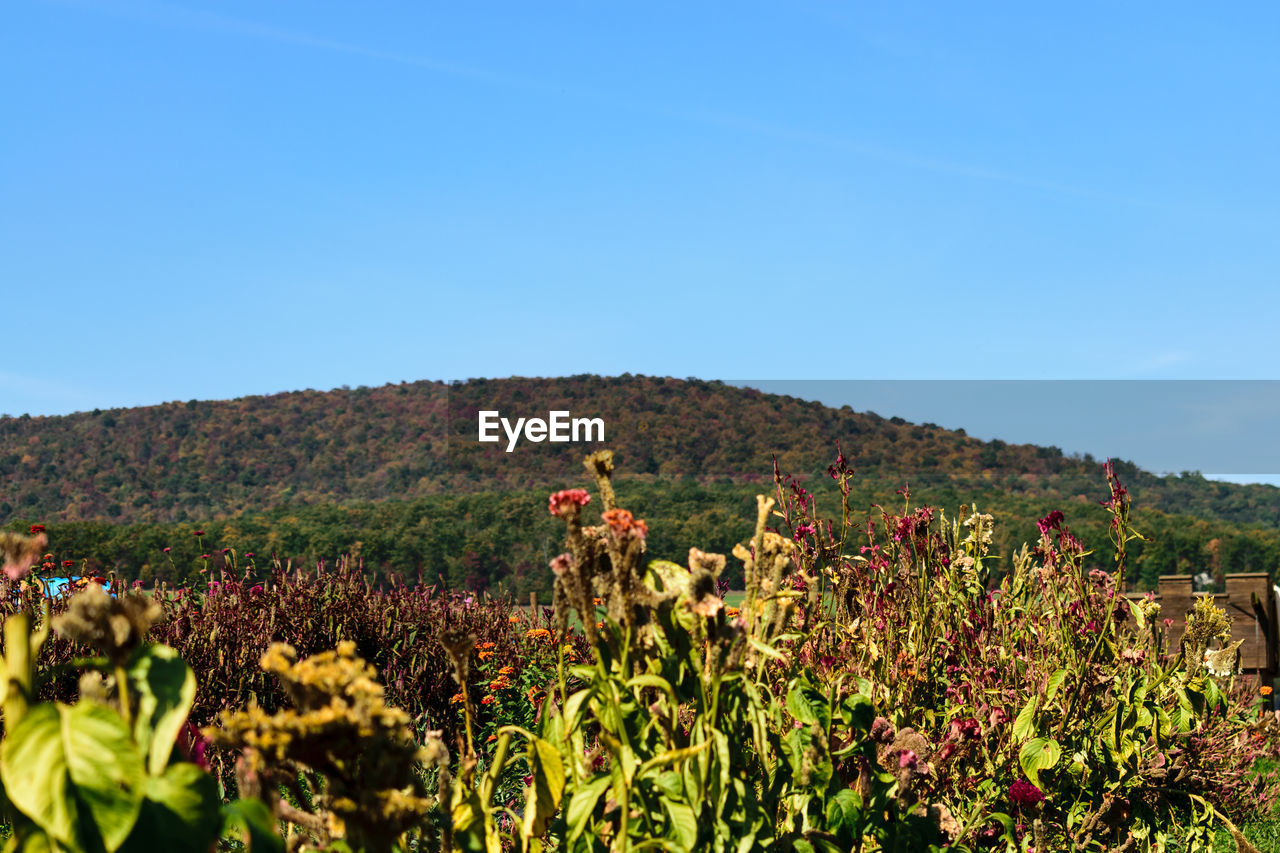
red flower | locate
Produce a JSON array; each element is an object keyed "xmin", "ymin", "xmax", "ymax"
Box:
[
  {"xmin": 602, "ymin": 508, "xmax": 648, "ymax": 541},
  {"xmin": 200, "ymin": 554, "xmax": 210, "ymax": 560},
  {"xmin": 548, "ymin": 489, "xmax": 591, "ymax": 518},
  {"xmin": 193, "ymin": 530, "xmax": 204, "ymax": 537},
  {"xmin": 163, "ymin": 547, "xmax": 171, "ymax": 553},
  {"xmin": 1009, "ymin": 780, "xmax": 1044, "ymax": 807},
  {"xmin": 245, "ymin": 552, "xmax": 255, "ymax": 558},
  {"xmin": 29, "ymin": 524, "xmax": 45, "ymax": 534},
  {"xmin": 62, "ymin": 560, "xmax": 74, "ymax": 568}
]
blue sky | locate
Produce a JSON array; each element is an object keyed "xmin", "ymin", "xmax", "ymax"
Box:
[{"xmin": 3, "ymin": 2, "xmax": 1278, "ymax": 439}]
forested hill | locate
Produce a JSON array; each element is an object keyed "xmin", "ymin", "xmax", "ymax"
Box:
[{"xmin": 2, "ymin": 375, "xmax": 1277, "ymax": 527}]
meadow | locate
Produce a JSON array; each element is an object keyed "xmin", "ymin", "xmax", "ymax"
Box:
[{"xmin": 0, "ymin": 448, "xmax": 1277, "ymax": 852}]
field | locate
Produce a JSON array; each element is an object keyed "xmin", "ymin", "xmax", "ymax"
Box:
[{"xmin": 0, "ymin": 449, "xmax": 1278, "ymax": 852}]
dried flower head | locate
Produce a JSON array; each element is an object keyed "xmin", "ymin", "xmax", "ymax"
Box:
[
  {"xmin": 1, "ymin": 530, "xmax": 47, "ymax": 581},
  {"xmin": 53, "ymin": 585, "xmax": 164, "ymax": 666}
]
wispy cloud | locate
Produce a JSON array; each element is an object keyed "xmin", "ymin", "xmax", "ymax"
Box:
[{"xmin": 59, "ymin": 0, "xmax": 1170, "ymax": 210}]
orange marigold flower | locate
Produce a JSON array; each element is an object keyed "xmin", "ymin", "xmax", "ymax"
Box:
[
  {"xmin": 525, "ymin": 628, "xmax": 551, "ymax": 641},
  {"xmin": 1262, "ymin": 685, "xmax": 1274, "ymax": 696},
  {"xmin": 487, "ymin": 734, "xmax": 498, "ymax": 743},
  {"xmin": 509, "ymin": 615, "xmax": 520, "ymax": 624},
  {"xmin": 449, "ymin": 693, "xmax": 465, "ymax": 704},
  {"xmin": 479, "ymin": 641, "xmax": 496, "ymax": 649},
  {"xmin": 592, "ymin": 597, "xmax": 604, "ymax": 606},
  {"xmin": 489, "ymin": 678, "xmax": 511, "ymax": 690},
  {"xmin": 478, "ymin": 651, "xmax": 494, "ymax": 661},
  {"xmin": 481, "ymin": 695, "xmax": 496, "ymax": 705},
  {"xmin": 498, "ymin": 666, "xmax": 515, "ymax": 675},
  {"xmin": 725, "ymin": 607, "xmax": 740, "ymax": 617}
]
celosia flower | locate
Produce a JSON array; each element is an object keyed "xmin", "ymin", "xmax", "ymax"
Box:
[
  {"xmin": 1009, "ymin": 780, "xmax": 1044, "ymax": 807},
  {"xmin": 548, "ymin": 489, "xmax": 591, "ymax": 518},
  {"xmin": 602, "ymin": 508, "xmax": 648, "ymax": 540}
]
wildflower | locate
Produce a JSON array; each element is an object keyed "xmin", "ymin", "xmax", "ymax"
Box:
[
  {"xmin": 221, "ymin": 548, "xmax": 231, "ymax": 554},
  {"xmin": 30, "ymin": 524, "xmax": 45, "ymax": 534},
  {"xmin": 725, "ymin": 607, "xmax": 740, "ymax": 617},
  {"xmin": 200, "ymin": 554, "xmax": 210, "ymax": 560},
  {"xmin": 449, "ymin": 693, "xmax": 465, "ymax": 704},
  {"xmin": 525, "ymin": 628, "xmax": 551, "ymax": 641},
  {"xmin": 478, "ymin": 651, "xmax": 494, "ymax": 661},
  {"xmin": 498, "ymin": 666, "xmax": 515, "ymax": 676},
  {"xmin": 509, "ymin": 615, "xmax": 520, "ymax": 624},
  {"xmin": 250, "ymin": 585, "xmax": 264, "ymax": 595},
  {"xmin": 602, "ymin": 508, "xmax": 648, "ymax": 540},
  {"xmin": 163, "ymin": 547, "xmax": 171, "ymax": 553},
  {"xmin": 1262, "ymin": 685, "xmax": 1274, "ymax": 696},
  {"xmin": 62, "ymin": 560, "xmax": 74, "ymax": 568},
  {"xmin": 1036, "ymin": 510, "xmax": 1065, "ymax": 536},
  {"xmin": 245, "ymin": 552, "xmax": 255, "ymax": 558},
  {"xmin": 549, "ymin": 553, "xmax": 573, "ymax": 575},
  {"xmin": 1009, "ymin": 780, "xmax": 1044, "ymax": 807},
  {"xmin": 479, "ymin": 641, "xmax": 496, "ymax": 649},
  {"xmin": 481, "ymin": 695, "xmax": 495, "ymax": 705},
  {"xmin": 193, "ymin": 530, "xmax": 204, "ymax": 537},
  {"xmin": 548, "ymin": 489, "xmax": 591, "ymax": 518},
  {"xmin": 592, "ymin": 597, "xmax": 603, "ymax": 606},
  {"xmin": 132, "ymin": 580, "xmax": 143, "ymax": 588},
  {"xmin": 487, "ymin": 734, "xmax": 497, "ymax": 743}
]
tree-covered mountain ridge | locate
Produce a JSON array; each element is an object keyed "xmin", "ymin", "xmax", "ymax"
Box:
[{"xmin": 2, "ymin": 375, "xmax": 1276, "ymax": 528}]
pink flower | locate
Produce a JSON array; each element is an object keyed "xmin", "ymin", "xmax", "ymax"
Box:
[
  {"xmin": 549, "ymin": 553, "xmax": 573, "ymax": 575},
  {"xmin": 548, "ymin": 489, "xmax": 591, "ymax": 518}
]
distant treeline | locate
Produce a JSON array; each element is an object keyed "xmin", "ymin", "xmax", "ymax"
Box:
[{"xmin": 14, "ymin": 478, "xmax": 1280, "ymax": 598}]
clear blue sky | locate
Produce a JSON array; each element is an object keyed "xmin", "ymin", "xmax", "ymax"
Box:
[{"xmin": 4, "ymin": 2, "xmax": 1279, "ymax": 423}]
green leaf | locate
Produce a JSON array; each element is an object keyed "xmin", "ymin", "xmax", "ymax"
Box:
[
  {"xmin": 119, "ymin": 763, "xmax": 221, "ymax": 853},
  {"xmin": 1045, "ymin": 669, "xmax": 1068, "ymax": 703},
  {"xmin": 524, "ymin": 737, "xmax": 565, "ymax": 841},
  {"xmin": 127, "ymin": 645, "xmax": 197, "ymax": 776},
  {"xmin": 63, "ymin": 701, "xmax": 148, "ymax": 852},
  {"xmin": 824, "ymin": 788, "xmax": 863, "ymax": 846},
  {"xmin": 1, "ymin": 704, "xmax": 76, "ymax": 848},
  {"xmin": 785, "ymin": 682, "xmax": 830, "ymax": 730},
  {"xmin": 565, "ymin": 776, "xmax": 611, "ymax": 845},
  {"xmin": 663, "ymin": 799, "xmax": 698, "ymax": 851},
  {"xmin": 1012, "ymin": 696, "xmax": 1038, "ymax": 741},
  {"xmin": 220, "ymin": 799, "xmax": 284, "ymax": 853},
  {"xmin": 1019, "ymin": 737, "xmax": 1061, "ymax": 788}
]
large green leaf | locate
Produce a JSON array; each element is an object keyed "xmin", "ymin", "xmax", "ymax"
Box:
[
  {"xmin": 785, "ymin": 682, "xmax": 830, "ymax": 730},
  {"xmin": 1012, "ymin": 696, "xmax": 1038, "ymax": 741},
  {"xmin": 523, "ymin": 737, "xmax": 565, "ymax": 841},
  {"xmin": 2, "ymin": 702, "xmax": 146, "ymax": 853},
  {"xmin": 119, "ymin": 763, "xmax": 221, "ymax": 853},
  {"xmin": 1019, "ymin": 737, "xmax": 1061, "ymax": 788},
  {"xmin": 63, "ymin": 702, "xmax": 148, "ymax": 852},
  {"xmin": 564, "ymin": 775, "xmax": 611, "ymax": 845},
  {"xmin": 663, "ymin": 799, "xmax": 698, "ymax": 851},
  {"xmin": 127, "ymin": 645, "xmax": 197, "ymax": 775},
  {"xmin": 824, "ymin": 788, "xmax": 863, "ymax": 847},
  {"xmin": 1, "ymin": 704, "xmax": 76, "ymax": 848}
]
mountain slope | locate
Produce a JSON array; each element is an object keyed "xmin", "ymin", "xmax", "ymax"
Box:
[{"xmin": 1, "ymin": 375, "xmax": 1277, "ymax": 528}]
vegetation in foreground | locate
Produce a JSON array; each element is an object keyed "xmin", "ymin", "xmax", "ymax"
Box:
[{"xmin": 0, "ymin": 449, "xmax": 1276, "ymax": 851}]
